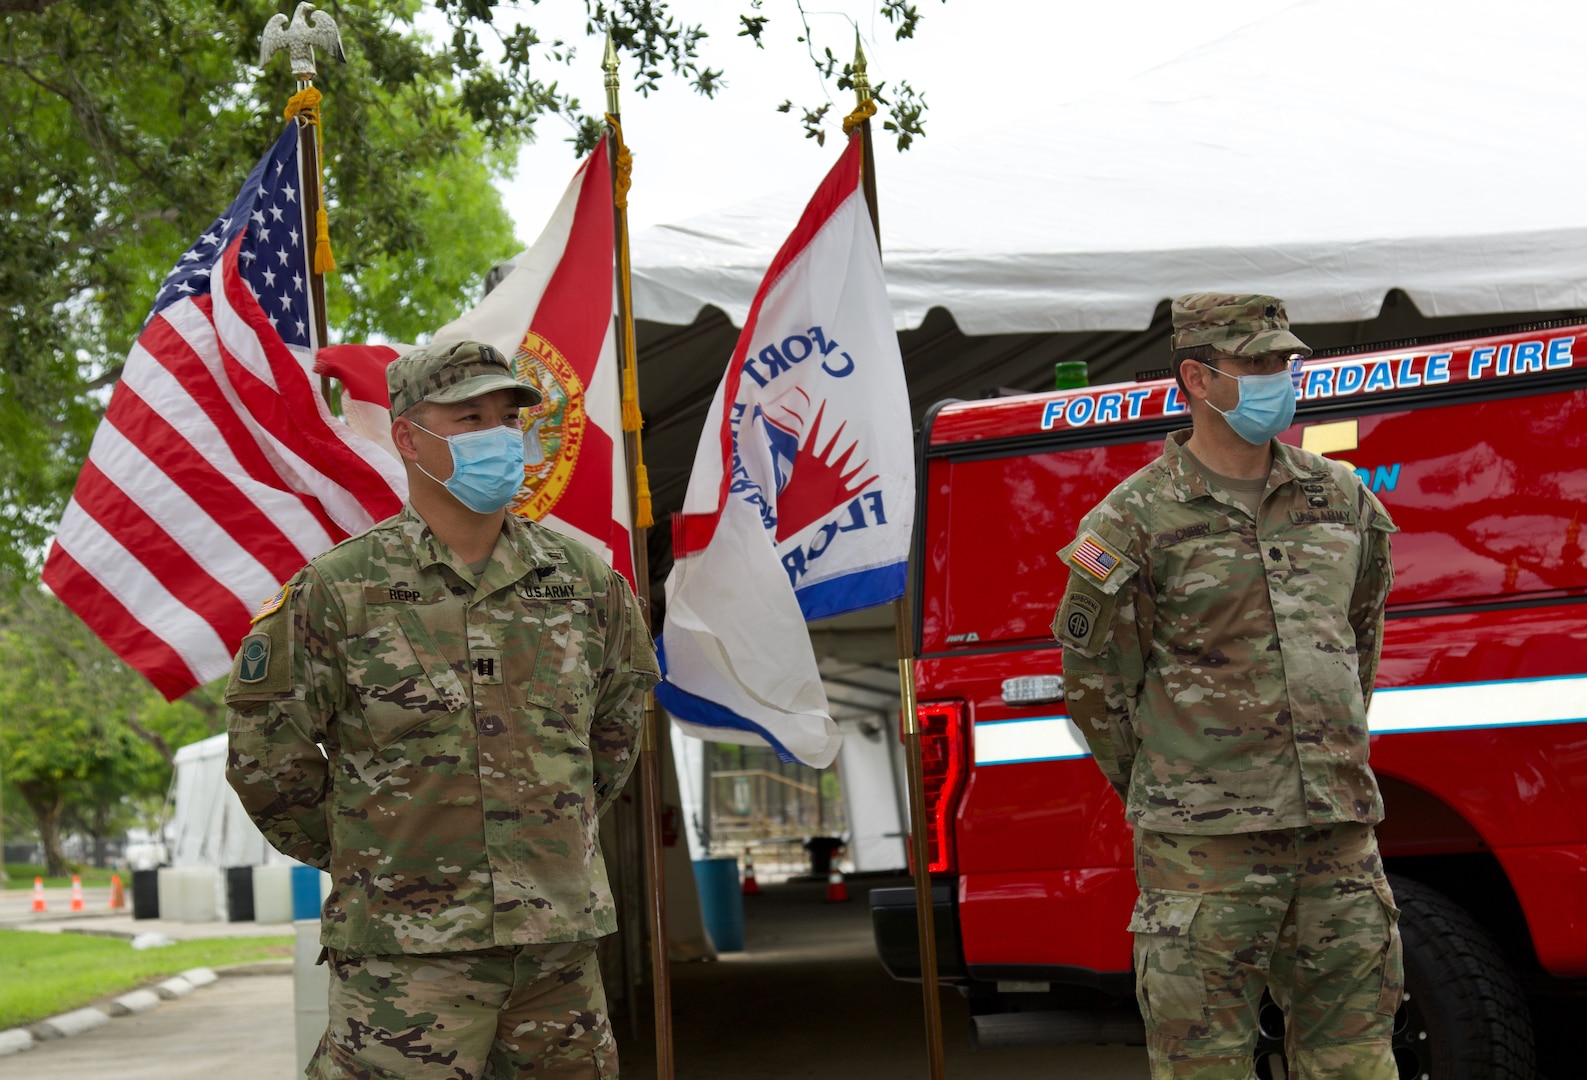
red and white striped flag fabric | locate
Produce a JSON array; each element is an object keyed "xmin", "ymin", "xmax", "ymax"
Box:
[
  {"xmin": 42, "ymin": 124, "xmax": 407, "ymax": 700},
  {"xmin": 315, "ymin": 343, "xmax": 407, "ymax": 461},
  {"xmin": 427, "ymin": 135, "xmax": 634, "ymax": 585}
]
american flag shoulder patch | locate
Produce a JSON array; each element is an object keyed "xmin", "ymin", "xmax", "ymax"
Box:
[
  {"xmin": 252, "ymin": 584, "xmax": 290, "ymax": 623},
  {"xmin": 1069, "ymin": 532, "xmax": 1122, "ymax": 584}
]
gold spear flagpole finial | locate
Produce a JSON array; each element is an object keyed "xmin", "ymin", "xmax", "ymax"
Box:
[
  {"xmin": 852, "ymin": 30, "xmax": 871, "ymax": 104},
  {"xmin": 604, "ymin": 26, "xmax": 621, "ymax": 116}
]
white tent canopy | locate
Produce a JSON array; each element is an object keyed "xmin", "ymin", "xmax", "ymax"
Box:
[
  {"xmin": 169, "ymin": 734, "xmax": 279, "ymax": 869},
  {"xmin": 631, "ymin": 0, "xmax": 1587, "ymax": 334}
]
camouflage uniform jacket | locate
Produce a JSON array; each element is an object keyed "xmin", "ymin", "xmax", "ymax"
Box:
[
  {"xmin": 225, "ymin": 504, "xmax": 660, "ymax": 954},
  {"xmin": 1053, "ymin": 429, "xmax": 1397, "ymax": 834}
]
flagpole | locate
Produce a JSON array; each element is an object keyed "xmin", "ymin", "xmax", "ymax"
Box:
[
  {"xmin": 849, "ymin": 35, "xmax": 947, "ymax": 1080},
  {"xmin": 260, "ymin": 3, "xmax": 343, "ymax": 407},
  {"xmin": 297, "ymin": 90, "xmax": 332, "ymax": 407},
  {"xmin": 604, "ymin": 30, "xmax": 677, "ymax": 1080}
]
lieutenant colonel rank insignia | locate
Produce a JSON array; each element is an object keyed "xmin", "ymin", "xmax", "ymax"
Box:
[
  {"xmin": 1070, "ymin": 535, "xmax": 1121, "ymax": 583},
  {"xmin": 251, "ymin": 584, "xmax": 289, "ymax": 623}
]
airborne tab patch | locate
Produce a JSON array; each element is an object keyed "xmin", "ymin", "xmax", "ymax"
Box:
[
  {"xmin": 1056, "ymin": 591, "xmax": 1103, "ymax": 650},
  {"xmin": 251, "ymin": 584, "xmax": 289, "ymax": 624}
]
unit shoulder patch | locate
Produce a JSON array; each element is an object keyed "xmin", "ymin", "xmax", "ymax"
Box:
[
  {"xmin": 226, "ymin": 612, "xmax": 294, "ymax": 703},
  {"xmin": 1057, "ymin": 591, "xmax": 1103, "ymax": 650},
  {"xmin": 237, "ymin": 632, "xmax": 271, "ymax": 683},
  {"xmin": 251, "ymin": 584, "xmax": 289, "ymax": 624}
]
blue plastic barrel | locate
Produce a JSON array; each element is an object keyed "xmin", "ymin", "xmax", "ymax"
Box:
[
  {"xmin": 290, "ymin": 863, "xmax": 322, "ymax": 920},
  {"xmin": 691, "ymin": 856, "xmax": 745, "ymax": 953}
]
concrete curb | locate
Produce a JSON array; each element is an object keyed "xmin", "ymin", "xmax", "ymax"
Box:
[
  {"xmin": 154, "ymin": 976, "xmax": 197, "ymax": 1000},
  {"xmin": 32, "ymin": 1007, "xmax": 111, "ymax": 1041},
  {"xmin": 10, "ymin": 966, "xmax": 224, "ymax": 1053},
  {"xmin": 109, "ymin": 989, "xmax": 163, "ymax": 1016}
]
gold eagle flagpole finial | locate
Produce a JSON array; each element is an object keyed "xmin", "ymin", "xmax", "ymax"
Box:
[{"xmin": 259, "ymin": 1, "xmax": 346, "ymax": 402}]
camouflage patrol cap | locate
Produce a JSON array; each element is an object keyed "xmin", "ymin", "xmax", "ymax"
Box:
[
  {"xmin": 1171, "ymin": 294, "xmax": 1312, "ymax": 358},
  {"xmin": 387, "ymin": 340, "xmax": 541, "ymax": 419}
]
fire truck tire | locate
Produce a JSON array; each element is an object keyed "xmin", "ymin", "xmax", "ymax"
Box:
[{"xmin": 1390, "ymin": 874, "xmax": 1536, "ymax": 1080}]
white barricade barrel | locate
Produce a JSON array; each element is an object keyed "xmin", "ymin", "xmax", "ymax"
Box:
[{"xmin": 253, "ymin": 864, "xmax": 294, "ymax": 924}]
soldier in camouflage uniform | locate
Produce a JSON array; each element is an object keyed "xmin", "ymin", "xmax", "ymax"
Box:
[
  {"xmin": 1054, "ymin": 295, "xmax": 1401, "ymax": 1079},
  {"xmin": 226, "ymin": 340, "xmax": 659, "ymax": 1079}
]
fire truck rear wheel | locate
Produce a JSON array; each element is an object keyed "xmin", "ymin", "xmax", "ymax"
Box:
[{"xmin": 1389, "ymin": 874, "xmax": 1535, "ymax": 1080}]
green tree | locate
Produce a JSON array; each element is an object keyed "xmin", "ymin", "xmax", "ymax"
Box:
[{"xmin": 0, "ymin": 587, "xmax": 216, "ymax": 875}]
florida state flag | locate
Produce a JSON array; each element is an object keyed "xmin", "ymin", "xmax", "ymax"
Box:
[
  {"xmin": 657, "ymin": 132, "xmax": 915, "ymax": 767},
  {"xmin": 320, "ymin": 138, "xmax": 634, "ymax": 585}
]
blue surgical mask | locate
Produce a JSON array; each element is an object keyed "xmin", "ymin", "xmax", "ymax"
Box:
[
  {"xmin": 1197, "ymin": 361, "xmax": 1300, "ymax": 445},
  {"xmin": 411, "ymin": 421, "xmax": 526, "ymax": 513}
]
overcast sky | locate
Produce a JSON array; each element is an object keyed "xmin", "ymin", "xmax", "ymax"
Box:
[{"xmin": 457, "ymin": 0, "xmax": 1302, "ymax": 240}]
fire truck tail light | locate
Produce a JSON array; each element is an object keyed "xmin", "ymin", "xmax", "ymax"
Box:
[{"xmin": 912, "ymin": 701, "xmax": 968, "ymax": 875}]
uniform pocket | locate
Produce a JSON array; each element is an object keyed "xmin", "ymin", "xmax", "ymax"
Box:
[
  {"xmin": 1371, "ymin": 876, "xmax": 1405, "ymax": 1016},
  {"xmin": 1128, "ymin": 890, "xmax": 1209, "ymax": 1039},
  {"xmin": 514, "ymin": 582, "xmax": 597, "ymax": 718},
  {"xmin": 343, "ymin": 611, "xmax": 467, "ymax": 750}
]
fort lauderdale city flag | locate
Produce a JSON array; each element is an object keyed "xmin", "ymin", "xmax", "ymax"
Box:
[
  {"xmin": 42, "ymin": 123, "xmax": 406, "ymax": 701},
  {"xmin": 657, "ymin": 131, "xmax": 914, "ymax": 768},
  {"xmin": 316, "ymin": 135, "xmax": 634, "ymax": 586}
]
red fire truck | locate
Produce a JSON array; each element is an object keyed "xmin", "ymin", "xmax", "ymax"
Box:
[{"xmin": 872, "ymin": 318, "xmax": 1587, "ymax": 1077}]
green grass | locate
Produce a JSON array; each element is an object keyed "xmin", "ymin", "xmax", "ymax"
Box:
[
  {"xmin": 3, "ymin": 864, "xmax": 118, "ymax": 890},
  {"xmin": 0, "ymin": 929, "xmax": 293, "ymax": 1029}
]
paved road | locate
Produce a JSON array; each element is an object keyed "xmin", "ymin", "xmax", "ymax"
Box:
[
  {"xmin": 0, "ymin": 885, "xmax": 116, "ymax": 923},
  {"xmin": 0, "ymin": 972, "xmax": 296, "ymax": 1080},
  {"xmin": 3, "ymin": 876, "xmax": 1147, "ymax": 1079},
  {"xmin": 0, "ymin": 885, "xmax": 293, "ymax": 939},
  {"xmin": 619, "ymin": 875, "xmax": 1146, "ymax": 1080}
]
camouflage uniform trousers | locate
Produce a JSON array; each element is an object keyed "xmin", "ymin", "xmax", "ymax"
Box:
[
  {"xmin": 309, "ymin": 940, "xmax": 616, "ymax": 1080},
  {"xmin": 1130, "ymin": 822, "xmax": 1403, "ymax": 1080}
]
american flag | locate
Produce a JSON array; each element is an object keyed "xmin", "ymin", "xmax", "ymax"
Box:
[
  {"xmin": 1071, "ymin": 535, "xmax": 1120, "ymax": 582},
  {"xmin": 42, "ymin": 122, "xmax": 406, "ymax": 700}
]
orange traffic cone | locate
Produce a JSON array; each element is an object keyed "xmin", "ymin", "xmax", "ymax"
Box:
[
  {"xmin": 31, "ymin": 877, "xmax": 47, "ymax": 913},
  {"xmin": 742, "ymin": 850, "xmax": 761, "ymax": 896},
  {"xmin": 825, "ymin": 866, "xmax": 849, "ymax": 903},
  {"xmin": 69, "ymin": 875, "xmax": 85, "ymax": 912},
  {"xmin": 109, "ymin": 873, "xmax": 126, "ymax": 911}
]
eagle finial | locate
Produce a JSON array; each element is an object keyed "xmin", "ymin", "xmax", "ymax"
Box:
[{"xmin": 259, "ymin": 3, "xmax": 347, "ymax": 79}]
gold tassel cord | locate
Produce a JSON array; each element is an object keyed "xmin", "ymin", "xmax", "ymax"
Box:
[
  {"xmin": 607, "ymin": 113, "xmax": 635, "ymax": 211},
  {"xmin": 607, "ymin": 113, "xmax": 643, "ymax": 436},
  {"xmin": 842, "ymin": 98, "xmax": 877, "ymax": 136},
  {"xmin": 284, "ymin": 86, "xmax": 336, "ymax": 274},
  {"xmin": 605, "ymin": 112, "xmax": 651, "ymax": 529},
  {"xmin": 634, "ymin": 457, "xmax": 654, "ymax": 530}
]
